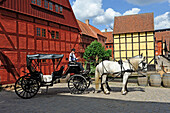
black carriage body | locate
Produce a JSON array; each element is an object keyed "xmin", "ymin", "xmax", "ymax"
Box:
[
  {"xmin": 15, "ymin": 54, "xmax": 91, "ymax": 99},
  {"xmin": 26, "ymin": 54, "xmax": 64, "ymax": 85}
]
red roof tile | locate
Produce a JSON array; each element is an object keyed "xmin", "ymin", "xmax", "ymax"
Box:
[
  {"xmin": 113, "ymin": 13, "xmax": 154, "ymax": 34},
  {"xmin": 155, "ymin": 31, "xmax": 170, "ymax": 41},
  {"xmin": 102, "ymin": 32, "xmax": 113, "ymax": 43},
  {"xmin": 77, "ymin": 20, "xmax": 97, "ymax": 38},
  {"xmin": 89, "ymin": 25, "xmax": 106, "ymax": 38}
]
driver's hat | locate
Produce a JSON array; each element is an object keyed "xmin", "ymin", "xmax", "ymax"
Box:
[{"xmin": 71, "ymin": 48, "xmax": 75, "ymax": 51}]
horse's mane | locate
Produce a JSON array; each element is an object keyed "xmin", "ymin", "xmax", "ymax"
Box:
[
  {"xmin": 128, "ymin": 55, "xmax": 143, "ymax": 71},
  {"xmin": 129, "ymin": 55, "xmax": 142, "ymax": 59}
]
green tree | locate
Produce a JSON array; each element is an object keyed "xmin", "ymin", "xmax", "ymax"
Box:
[
  {"xmin": 103, "ymin": 49, "xmax": 112, "ymax": 60},
  {"xmin": 83, "ymin": 40, "xmax": 105, "ymax": 62},
  {"xmin": 83, "ymin": 41, "xmax": 112, "ymax": 74}
]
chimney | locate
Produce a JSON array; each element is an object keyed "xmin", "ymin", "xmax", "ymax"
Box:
[
  {"xmin": 105, "ymin": 28, "xmax": 107, "ymax": 32},
  {"xmin": 85, "ymin": 19, "xmax": 89, "ymax": 25}
]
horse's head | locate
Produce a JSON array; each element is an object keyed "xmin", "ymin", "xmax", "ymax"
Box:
[
  {"xmin": 138, "ymin": 56, "xmax": 147, "ymax": 72},
  {"xmin": 129, "ymin": 54, "xmax": 147, "ymax": 72}
]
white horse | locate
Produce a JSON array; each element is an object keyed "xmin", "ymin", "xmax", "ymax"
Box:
[{"xmin": 95, "ymin": 55, "xmax": 147, "ymax": 95}]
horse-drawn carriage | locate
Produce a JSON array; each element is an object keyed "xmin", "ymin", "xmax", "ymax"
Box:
[
  {"xmin": 14, "ymin": 54, "xmax": 91, "ymax": 99},
  {"xmin": 15, "ymin": 53, "xmax": 148, "ymax": 99}
]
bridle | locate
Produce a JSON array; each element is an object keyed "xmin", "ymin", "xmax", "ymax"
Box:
[
  {"xmin": 138, "ymin": 60, "xmax": 147, "ymax": 71},
  {"xmin": 128, "ymin": 58, "xmax": 147, "ymax": 72}
]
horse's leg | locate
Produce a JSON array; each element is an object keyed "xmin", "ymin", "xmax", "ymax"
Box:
[
  {"xmin": 125, "ymin": 78, "xmax": 129, "ymax": 92},
  {"xmin": 95, "ymin": 68, "xmax": 101, "ymax": 92},
  {"xmin": 121, "ymin": 73, "xmax": 129, "ymax": 95},
  {"xmin": 102, "ymin": 75, "xmax": 110, "ymax": 94},
  {"xmin": 106, "ymin": 76, "xmax": 111, "ymax": 91}
]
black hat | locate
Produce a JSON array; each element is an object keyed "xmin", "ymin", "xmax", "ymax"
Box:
[{"xmin": 71, "ymin": 48, "xmax": 75, "ymax": 51}]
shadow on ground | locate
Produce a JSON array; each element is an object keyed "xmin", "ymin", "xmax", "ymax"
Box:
[
  {"xmin": 37, "ymin": 86, "xmax": 145, "ymax": 96},
  {"xmin": 0, "ymin": 88, "xmax": 169, "ymax": 113}
]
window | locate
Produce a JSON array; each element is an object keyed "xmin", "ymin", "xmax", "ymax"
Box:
[
  {"xmin": 44, "ymin": 0, "xmax": 48, "ymax": 8},
  {"xmin": 36, "ymin": 28, "xmax": 41, "ymax": 36},
  {"xmin": 60, "ymin": 6, "xmax": 63, "ymax": 13},
  {"xmin": 31, "ymin": 0, "xmax": 36, "ymax": 4},
  {"xmin": 106, "ymin": 46, "xmax": 108, "ymax": 48},
  {"xmin": 37, "ymin": 0, "xmax": 41, "ymax": 6},
  {"xmin": 55, "ymin": 4, "xmax": 59, "ymax": 12},
  {"xmin": 51, "ymin": 31, "xmax": 55, "ymax": 39},
  {"xmin": 49, "ymin": 2, "xmax": 53, "ymax": 10},
  {"xmin": 56, "ymin": 31, "xmax": 59, "ymax": 39},
  {"xmin": 110, "ymin": 46, "xmax": 112, "ymax": 48},
  {"xmin": 42, "ymin": 29, "xmax": 46, "ymax": 37}
]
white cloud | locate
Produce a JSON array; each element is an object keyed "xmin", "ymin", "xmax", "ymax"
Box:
[
  {"xmin": 155, "ymin": 12, "xmax": 170, "ymax": 29},
  {"xmin": 101, "ymin": 28, "xmax": 113, "ymax": 32},
  {"xmin": 72, "ymin": 0, "xmax": 170, "ymax": 31},
  {"xmin": 93, "ymin": 8, "xmax": 140, "ymax": 27},
  {"xmin": 126, "ymin": 0, "xmax": 168, "ymax": 6},
  {"xmin": 123, "ymin": 8, "xmax": 141, "ymax": 16},
  {"xmin": 72, "ymin": 0, "xmax": 104, "ymax": 20},
  {"xmin": 93, "ymin": 8, "xmax": 121, "ymax": 25}
]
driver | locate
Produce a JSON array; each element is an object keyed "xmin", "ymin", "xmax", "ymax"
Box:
[{"xmin": 69, "ymin": 48, "xmax": 84, "ymax": 71}]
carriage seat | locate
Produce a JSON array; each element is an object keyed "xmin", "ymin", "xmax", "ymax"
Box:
[
  {"xmin": 68, "ymin": 61, "xmax": 79, "ymax": 66},
  {"xmin": 52, "ymin": 66, "xmax": 64, "ymax": 78}
]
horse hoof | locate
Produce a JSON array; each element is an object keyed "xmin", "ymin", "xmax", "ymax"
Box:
[
  {"xmin": 97, "ymin": 90, "xmax": 102, "ymax": 93},
  {"xmin": 121, "ymin": 91, "xmax": 128, "ymax": 95},
  {"xmin": 104, "ymin": 91, "xmax": 110, "ymax": 95}
]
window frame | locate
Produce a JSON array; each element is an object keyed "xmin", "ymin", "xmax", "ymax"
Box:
[
  {"xmin": 37, "ymin": 0, "xmax": 41, "ymax": 6},
  {"xmin": 31, "ymin": 0, "xmax": 36, "ymax": 4},
  {"xmin": 49, "ymin": 1, "xmax": 53, "ymax": 10},
  {"xmin": 44, "ymin": 0, "xmax": 48, "ymax": 9},
  {"xmin": 55, "ymin": 4, "xmax": 59, "ymax": 12},
  {"xmin": 59, "ymin": 6, "xmax": 63, "ymax": 13},
  {"xmin": 56, "ymin": 31, "xmax": 59, "ymax": 39},
  {"xmin": 42, "ymin": 28, "xmax": 46, "ymax": 37},
  {"xmin": 51, "ymin": 31, "xmax": 55, "ymax": 39},
  {"xmin": 36, "ymin": 27, "xmax": 41, "ymax": 37}
]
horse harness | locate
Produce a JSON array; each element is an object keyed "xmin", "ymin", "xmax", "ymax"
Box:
[
  {"xmin": 101, "ymin": 60, "xmax": 134, "ymax": 80},
  {"xmin": 101, "ymin": 59, "xmax": 147, "ymax": 82}
]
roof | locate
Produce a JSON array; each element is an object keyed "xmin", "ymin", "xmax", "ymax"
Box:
[
  {"xmin": 155, "ymin": 31, "xmax": 170, "ymax": 41},
  {"xmin": 102, "ymin": 32, "xmax": 113, "ymax": 43},
  {"xmin": 113, "ymin": 13, "xmax": 154, "ymax": 34},
  {"xmin": 77, "ymin": 20, "xmax": 97, "ymax": 38},
  {"xmin": 27, "ymin": 54, "xmax": 64, "ymax": 60},
  {"xmin": 89, "ymin": 25, "xmax": 106, "ymax": 38}
]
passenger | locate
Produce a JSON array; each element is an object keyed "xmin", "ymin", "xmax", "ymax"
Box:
[{"xmin": 69, "ymin": 48, "xmax": 84, "ymax": 71}]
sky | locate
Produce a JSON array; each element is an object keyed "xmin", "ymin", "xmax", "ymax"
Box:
[{"xmin": 69, "ymin": 0, "xmax": 170, "ymax": 32}]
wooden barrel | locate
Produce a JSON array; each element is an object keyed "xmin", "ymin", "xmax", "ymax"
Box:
[
  {"xmin": 149, "ymin": 73, "xmax": 161, "ymax": 87},
  {"xmin": 162, "ymin": 73, "xmax": 170, "ymax": 88},
  {"xmin": 137, "ymin": 76, "xmax": 148, "ymax": 86}
]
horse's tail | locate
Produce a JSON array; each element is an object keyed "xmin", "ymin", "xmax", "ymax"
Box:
[{"xmin": 95, "ymin": 65, "xmax": 100, "ymax": 91}]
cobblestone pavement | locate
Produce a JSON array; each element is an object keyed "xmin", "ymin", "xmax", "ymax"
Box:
[{"xmin": 0, "ymin": 82, "xmax": 170, "ymax": 113}]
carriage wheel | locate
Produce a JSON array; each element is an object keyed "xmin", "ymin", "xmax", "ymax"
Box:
[
  {"xmin": 85, "ymin": 76, "xmax": 91, "ymax": 89},
  {"xmin": 15, "ymin": 76, "xmax": 40, "ymax": 99},
  {"xmin": 68, "ymin": 75, "xmax": 87, "ymax": 94}
]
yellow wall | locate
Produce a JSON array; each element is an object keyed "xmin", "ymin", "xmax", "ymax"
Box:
[{"xmin": 113, "ymin": 32, "xmax": 155, "ymax": 64}]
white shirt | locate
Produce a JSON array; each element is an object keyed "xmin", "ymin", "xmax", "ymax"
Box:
[{"xmin": 69, "ymin": 53, "xmax": 77, "ymax": 62}]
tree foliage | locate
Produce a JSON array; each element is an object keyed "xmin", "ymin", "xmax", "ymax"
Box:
[
  {"xmin": 83, "ymin": 40, "xmax": 105, "ymax": 61},
  {"xmin": 104, "ymin": 49, "xmax": 112, "ymax": 58},
  {"xmin": 83, "ymin": 41, "xmax": 112, "ymax": 74}
]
